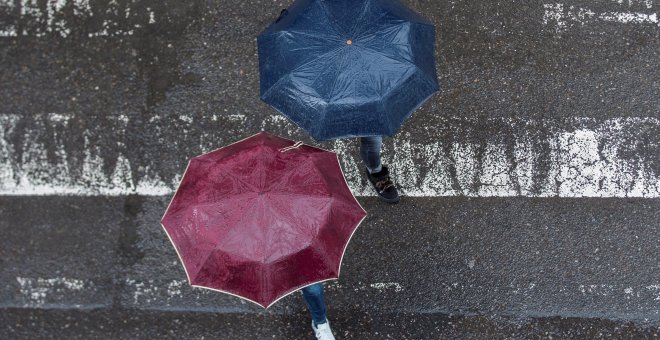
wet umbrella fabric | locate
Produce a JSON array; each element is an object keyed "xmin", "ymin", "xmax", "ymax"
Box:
[
  {"xmin": 161, "ymin": 132, "xmax": 367, "ymax": 308},
  {"xmin": 258, "ymin": 0, "xmax": 439, "ymax": 140}
]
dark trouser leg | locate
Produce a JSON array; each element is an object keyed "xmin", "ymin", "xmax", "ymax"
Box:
[{"xmin": 360, "ymin": 136, "xmax": 383, "ymax": 173}]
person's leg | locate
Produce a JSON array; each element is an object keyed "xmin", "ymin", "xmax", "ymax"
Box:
[
  {"xmin": 360, "ymin": 136, "xmax": 399, "ymax": 203},
  {"xmin": 301, "ymin": 283, "xmax": 328, "ymax": 326},
  {"xmin": 360, "ymin": 136, "xmax": 383, "ymax": 174}
]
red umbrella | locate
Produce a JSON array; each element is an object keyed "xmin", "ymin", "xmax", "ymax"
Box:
[{"xmin": 161, "ymin": 131, "xmax": 366, "ymax": 308}]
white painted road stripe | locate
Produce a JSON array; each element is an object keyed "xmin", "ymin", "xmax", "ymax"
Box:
[
  {"xmin": 0, "ymin": 0, "xmax": 156, "ymax": 37},
  {"xmin": 8, "ymin": 276, "xmax": 660, "ymax": 309},
  {"xmin": 543, "ymin": 3, "xmax": 658, "ymax": 32},
  {"xmin": 1, "ymin": 1, "xmax": 657, "ymax": 38},
  {"xmin": 1, "ymin": 114, "xmax": 659, "ymax": 197}
]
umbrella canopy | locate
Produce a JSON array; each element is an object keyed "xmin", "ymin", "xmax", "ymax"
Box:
[
  {"xmin": 161, "ymin": 131, "xmax": 366, "ymax": 308},
  {"xmin": 258, "ymin": 0, "xmax": 439, "ymax": 140}
]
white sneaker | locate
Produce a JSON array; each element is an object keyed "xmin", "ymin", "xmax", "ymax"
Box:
[{"xmin": 312, "ymin": 320, "xmax": 336, "ymax": 340}]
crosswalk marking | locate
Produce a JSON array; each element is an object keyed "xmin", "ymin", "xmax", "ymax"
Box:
[{"xmin": 1, "ymin": 113, "xmax": 658, "ymax": 197}]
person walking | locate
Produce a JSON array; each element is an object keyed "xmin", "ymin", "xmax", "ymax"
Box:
[
  {"xmin": 298, "ymin": 136, "xmax": 398, "ymax": 340},
  {"xmin": 360, "ymin": 136, "xmax": 399, "ymax": 204},
  {"xmin": 301, "ymin": 283, "xmax": 335, "ymax": 340},
  {"xmin": 259, "ymin": 0, "xmax": 437, "ymax": 335}
]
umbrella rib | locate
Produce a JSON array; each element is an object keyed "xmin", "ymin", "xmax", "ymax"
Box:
[
  {"xmin": 355, "ymin": 43, "xmax": 436, "ymax": 88},
  {"xmin": 186, "ymin": 194, "xmax": 262, "ymax": 282},
  {"xmin": 192, "ymin": 146, "xmax": 267, "ymax": 193},
  {"xmin": 262, "ymin": 46, "xmax": 344, "ymax": 100},
  {"xmin": 331, "ymin": 45, "xmax": 412, "ymax": 103},
  {"xmin": 348, "ymin": 0, "xmax": 371, "ymax": 37},
  {"xmin": 261, "ymin": 196, "xmax": 335, "ymax": 265},
  {"xmin": 309, "ymin": 198, "xmax": 342, "ymax": 273},
  {"xmin": 351, "ymin": 48, "xmax": 357, "ymax": 107},
  {"xmin": 267, "ymin": 191, "xmax": 332, "ymax": 201},
  {"xmin": 256, "ymin": 142, "xmax": 268, "ymax": 192},
  {"xmin": 356, "ymin": 44, "xmax": 411, "ymax": 66},
  {"xmin": 326, "ymin": 47, "xmax": 353, "ymax": 104},
  {"xmin": 360, "ymin": 22, "xmax": 437, "ymax": 86},
  {"xmin": 315, "ymin": 0, "xmax": 345, "ymax": 37},
  {"xmin": 285, "ymin": 46, "xmax": 343, "ymax": 76},
  {"xmin": 283, "ymin": 29, "xmax": 342, "ymax": 43},
  {"xmin": 357, "ymin": 23, "xmax": 414, "ymax": 63},
  {"xmin": 264, "ymin": 155, "xmax": 332, "ymax": 198},
  {"xmin": 186, "ymin": 192, "xmax": 256, "ymax": 209},
  {"xmin": 353, "ymin": 9, "xmax": 391, "ymax": 40},
  {"xmin": 196, "ymin": 196, "xmax": 264, "ymax": 272},
  {"xmin": 219, "ymin": 157, "xmax": 267, "ymax": 193},
  {"xmin": 307, "ymin": 153, "xmax": 346, "ymax": 199}
]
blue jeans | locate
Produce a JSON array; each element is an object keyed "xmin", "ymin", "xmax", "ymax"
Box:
[
  {"xmin": 360, "ymin": 136, "xmax": 383, "ymax": 173},
  {"xmin": 301, "ymin": 283, "xmax": 327, "ymax": 326}
]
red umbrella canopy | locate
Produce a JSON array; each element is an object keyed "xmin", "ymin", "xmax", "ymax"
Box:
[{"xmin": 161, "ymin": 131, "xmax": 366, "ymax": 308}]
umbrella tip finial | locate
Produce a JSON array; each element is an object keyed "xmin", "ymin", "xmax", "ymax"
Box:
[{"xmin": 346, "ymin": 39, "xmax": 352, "ymax": 45}]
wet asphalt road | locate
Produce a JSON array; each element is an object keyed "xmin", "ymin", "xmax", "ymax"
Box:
[
  {"xmin": 1, "ymin": 196, "xmax": 659, "ymax": 338},
  {"xmin": 1, "ymin": 0, "xmax": 660, "ymax": 339},
  {"xmin": 1, "ymin": 308, "xmax": 658, "ymax": 339}
]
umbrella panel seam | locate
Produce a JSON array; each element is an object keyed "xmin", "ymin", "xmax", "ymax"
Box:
[{"xmin": 261, "ymin": 46, "xmax": 344, "ymax": 101}]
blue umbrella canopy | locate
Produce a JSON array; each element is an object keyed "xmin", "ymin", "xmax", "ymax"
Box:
[{"xmin": 258, "ymin": 0, "xmax": 439, "ymax": 140}]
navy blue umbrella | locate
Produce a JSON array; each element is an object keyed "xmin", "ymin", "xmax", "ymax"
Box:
[{"xmin": 258, "ymin": 0, "xmax": 439, "ymax": 140}]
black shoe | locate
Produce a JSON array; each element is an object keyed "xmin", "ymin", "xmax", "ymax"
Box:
[{"xmin": 366, "ymin": 166, "xmax": 400, "ymax": 204}]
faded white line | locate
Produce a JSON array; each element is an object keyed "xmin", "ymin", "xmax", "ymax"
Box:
[
  {"xmin": 612, "ymin": 0, "xmax": 653, "ymax": 9},
  {"xmin": 16, "ymin": 277, "xmax": 89, "ymax": 306},
  {"xmin": 124, "ymin": 279, "xmax": 188, "ymax": 305},
  {"xmin": 647, "ymin": 284, "xmax": 660, "ymax": 301},
  {"xmin": 1, "ymin": 114, "xmax": 659, "ymax": 197},
  {"xmin": 440, "ymin": 281, "xmax": 660, "ymax": 300},
  {"xmin": 370, "ymin": 282, "xmax": 405, "ymax": 292},
  {"xmin": 0, "ymin": 0, "xmax": 155, "ymax": 37},
  {"xmin": 119, "ymin": 279, "xmax": 408, "ymax": 307},
  {"xmin": 544, "ymin": 3, "xmax": 658, "ymax": 32},
  {"xmin": 578, "ymin": 284, "xmax": 660, "ymax": 302},
  {"xmin": 9, "ymin": 277, "xmax": 660, "ymax": 311}
]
